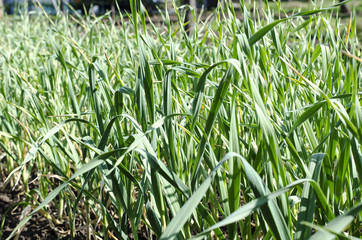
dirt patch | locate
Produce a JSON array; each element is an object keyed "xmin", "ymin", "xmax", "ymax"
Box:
[{"xmin": 0, "ymin": 181, "xmax": 86, "ymax": 240}]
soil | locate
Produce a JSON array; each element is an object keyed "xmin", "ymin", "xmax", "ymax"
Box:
[
  {"xmin": 0, "ymin": 181, "xmax": 87, "ymax": 240},
  {"xmin": 0, "ymin": 174, "xmax": 154, "ymax": 240}
]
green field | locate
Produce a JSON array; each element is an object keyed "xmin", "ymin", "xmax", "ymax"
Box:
[{"xmin": 0, "ymin": 0, "xmax": 361, "ymax": 239}]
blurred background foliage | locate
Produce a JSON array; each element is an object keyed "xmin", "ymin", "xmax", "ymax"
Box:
[
  {"xmin": 1, "ymin": 0, "xmax": 361, "ymax": 40},
  {"xmin": 0, "ymin": 0, "xmax": 359, "ymax": 15}
]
